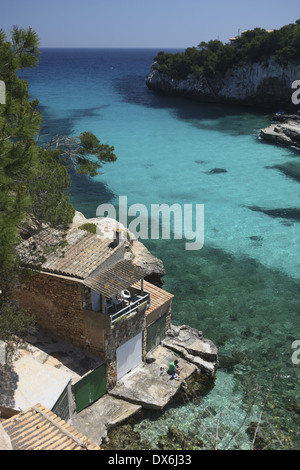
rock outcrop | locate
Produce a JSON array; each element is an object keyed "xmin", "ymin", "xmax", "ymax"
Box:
[
  {"xmin": 146, "ymin": 60, "xmax": 300, "ymax": 109},
  {"xmin": 161, "ymin": 324, "xmax": 219, "ymax": 376},
  {"xmin": 260, "ymin": 112, "xmax": 300, "ymax": 147}
]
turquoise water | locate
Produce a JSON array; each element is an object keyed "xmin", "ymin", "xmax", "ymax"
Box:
[{"xmin": 24, "ymin": 48, "xmax": 300, "ymax": 449}]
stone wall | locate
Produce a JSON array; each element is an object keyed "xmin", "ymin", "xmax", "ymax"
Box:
[
  {"xmin": 17, "ymin": 272, "xmax": 107, "ymax": 358},
  {"xmin": 18, "ymin": 271, "xmax": 174, "ymax": 392}
]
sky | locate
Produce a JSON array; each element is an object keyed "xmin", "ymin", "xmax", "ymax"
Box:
[{"xmin": 1, "ymin": 0, "xmax": 300, "ymax": 48}]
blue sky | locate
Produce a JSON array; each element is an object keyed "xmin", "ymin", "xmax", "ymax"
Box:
[{"xmin": 1, "ymin": 0, "xmax": 300, "ymax": 48}]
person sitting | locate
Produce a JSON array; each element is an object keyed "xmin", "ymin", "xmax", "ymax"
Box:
[{"xmin": 168, "ymin": 359, "xmax": 181, "ymax": 379}]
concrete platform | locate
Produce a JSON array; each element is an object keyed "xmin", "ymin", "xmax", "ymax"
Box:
[
  {"xmin": 70, "ymin": 325, "xmax": 218, "ymax": 446},
  {"xmin": 70, "ymin": 345, "xmax": 195, "ymax": 446},
  {"xmin": 0, "ymin": 352, "xmax": 72, "ymax": 412},
  {"xmin": 109, "ymin": 324, "xmax": 218, "ymax": 412},
  {"xmin": 109, "ymin": 345, "xmax": 196, "ymax": 409},
  {"xmin": 70, "ymin": 394, "xmax": 142, "ymax": 445},
  {"xmin": 0, "ymin": 329, "xmax": 103, "ymax": 413}
]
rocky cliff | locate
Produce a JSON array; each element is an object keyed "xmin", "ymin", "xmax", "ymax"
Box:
[
  {"xmin": 260, "ymin": 112, "xmax": 300, "ymax": 147},
  {"xmin": 146, "ymin": 60, "xmax": 300, "ymax": 109}
]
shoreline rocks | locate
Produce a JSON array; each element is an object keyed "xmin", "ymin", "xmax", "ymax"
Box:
[
  {"xmin": 161, "ymin": 324, "xmax": 219, "ymax": 376},
  {"xmin": 260, "ymin": 112, "xmax": 300, "ymax": 148}
]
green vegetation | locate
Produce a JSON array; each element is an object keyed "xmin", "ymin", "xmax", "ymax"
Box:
[
  {"xmin": 0, "ymin": 27, "xmax": 117, "ymax": 347},
  {"xmin": 45, "ymin": 131, "xmax": 117, "ymax": 178},
  {"xmin": 78, "ymin": 222, "xmax": 97, "ymax": 234},
  {"xmin": 154, "ymin": 20, "xmax": 300, "ymax": 80}
]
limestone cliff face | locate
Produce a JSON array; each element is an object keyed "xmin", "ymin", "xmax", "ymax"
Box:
[{"xmin": 146, "ymin": 60, "xmax": 300, "ymax": 109}]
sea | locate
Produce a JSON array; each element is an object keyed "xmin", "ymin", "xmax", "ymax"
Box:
[{"xmin": 21, "ymin": 48, "xmax": 300, "ymax": 450}]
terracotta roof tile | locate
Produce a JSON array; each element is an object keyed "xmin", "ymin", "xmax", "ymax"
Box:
[
  {"xmin": 2, "ymin": 404, "xmax": 100, "ymax": 450},
  {"xmin": 17, "ymin": 227, "xmax": 122, "ymax": 279},
  {"xmin": 133, "ymin": 280, "xmax": 174, "ymax": 315}
]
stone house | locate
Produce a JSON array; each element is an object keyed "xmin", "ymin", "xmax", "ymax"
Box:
[{"xmin": 16, "ymin": 226, "xmax": 174, "ymax": 402}]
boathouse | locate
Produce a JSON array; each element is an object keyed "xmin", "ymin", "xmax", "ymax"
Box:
[{"xmin": 16, "ymin": 226, "xmax": 174, "ymax": 410}]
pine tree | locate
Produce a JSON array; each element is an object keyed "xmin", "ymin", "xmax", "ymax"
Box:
[
  {"xmin": 0, "ymin": 27, "xmax": 41, "ymax": 271},
  {"xmin": 0, "ymin": 26, "xmax": 41, "ymax": 346},
  {"xmin": 0, "ymin": 27, "xmax": 117, "ymax": 346}
]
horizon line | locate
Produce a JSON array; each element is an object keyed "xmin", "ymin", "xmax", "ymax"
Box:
[{"xmin": 39, "ymin": 46, "xmax": 186, "ymax": 50}]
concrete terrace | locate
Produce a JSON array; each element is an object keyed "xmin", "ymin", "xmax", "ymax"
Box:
[
  {"xmin": 71, "ymin": 324, "xmax": 218, "ymax": 445},
  {"xmin": 70, "ymin": 343, "xmax": 196, "ymax": 446}
]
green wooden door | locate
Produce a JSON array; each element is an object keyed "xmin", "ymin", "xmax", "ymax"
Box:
[
  {"xmin": 147, "ymin": 313, "xmax": 167, "ymax": 352},
  {"xmin": 74, "ymin": 364, "xmax": 106, "ymax": 413}
]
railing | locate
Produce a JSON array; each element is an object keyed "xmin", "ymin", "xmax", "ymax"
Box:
[{"xmin": 111, "ymin": 292, "xmax": 151, "ymax": 325}]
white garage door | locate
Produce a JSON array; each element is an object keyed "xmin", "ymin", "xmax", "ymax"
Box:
[{"xmin": 116, "ymin": 333, "xmax": 143, "ymax": 380}]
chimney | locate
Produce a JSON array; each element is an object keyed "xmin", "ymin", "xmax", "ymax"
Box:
[
  {"xmin": 110, "ymin": 227, "xmax": 121, "ymax": 247},
  {"xmin": 115, "ymin": 228, "xmax": 121, "ymax": 245}
]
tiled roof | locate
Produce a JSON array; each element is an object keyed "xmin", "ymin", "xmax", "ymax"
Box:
[
  {"xmin": 17, "ymin": 227, "xmax": 122, "ymax": 279},
  {"xmin": 133, "ymin": 280, "xmax": 174, "ymax": 315},
  {"xmin": 83, "ymin": 259, "xmax": 145, "ymax": 297},
  {"xmin": 2, "ymin": 404, "xmax": 100, "ymax": 450}
]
